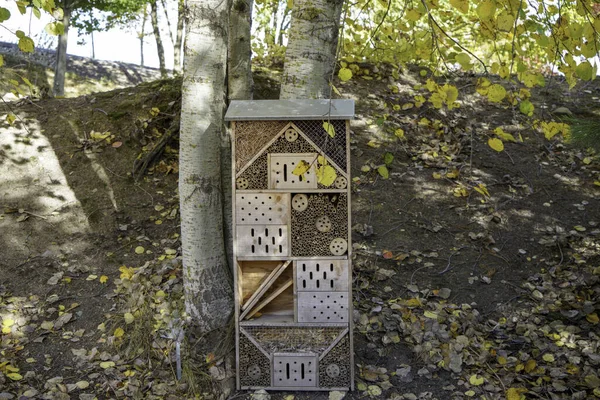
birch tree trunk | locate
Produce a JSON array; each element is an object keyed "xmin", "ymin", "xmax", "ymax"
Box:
[
  {"xmin": 228, "ymin": 0, "xmax": 253, "ymax": 100},
  {"xmin": 150, "ymin": 0, "xmax": 167, "ymax": 77},
  {"xmin": 173, "ymin": 0, "xmax": 184, "ymax": 73},
  {"xmin": 53, "ymin": 1, "xmax": 71, "ymax": 97},
  {"xmin": 139, "ymin": 5, "xmax": 148, "ymax": 67},
  {"xmin": 180, "ymin": 0, "xmax": 233, "ymax": 350},
  {"xmin": 280, "ymin": 0, "xmax": 344, "ymax": 99}
]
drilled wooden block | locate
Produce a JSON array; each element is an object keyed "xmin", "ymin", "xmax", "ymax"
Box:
[
  {"xmin": 268, "ymin": 153, "xmax": 318, "ymax": 189},
  {"xmin": 236, "ymin": 193, "xmax": 290, "ymax": 225},
  {"xmin": 296, "ymin": 260, "xmax": 349, "ymax": 292},
  {"xmin": 297, "ymin": 292, "xmax": 349, "ymax": 323},
  {"xmin": 237, "ymin": 225, "xmax": 289, "ymax": 257},
  {"xmin": 273, "ymin": 353, "xmax": 318, "ymax": 387}
]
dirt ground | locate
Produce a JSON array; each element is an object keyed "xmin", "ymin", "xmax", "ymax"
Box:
[{"xmin": 0, "ymin": 62, "xmax": 599, "ymax": 400}]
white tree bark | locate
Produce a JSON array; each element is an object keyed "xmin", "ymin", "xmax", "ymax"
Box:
[
  {"xmin": 173, "ymin": 0, "xmax": 184, "ymax": 73},
  {"xmin": 53, "ymin": 1, "xmax": 71, "ymax": 97},
  {"xmin": 228, "ymin": 0, "xmax": 254, "ymax": 100},
  {"xmin": 150, "ymin": 0, "xmax": 167, "ymax": 77},
  {"xmin": 280, "ymin": 0, "xmax": 344, "ymax": 99},
  {"xmin": 180, "ymin": 0, "xmax": 233, "ymax": 334}
]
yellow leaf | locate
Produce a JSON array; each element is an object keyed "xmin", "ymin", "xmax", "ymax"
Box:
[
  {"xmin": 338, "ymin": 68, "xmax": 352, "ymax": 82},
  {"xmin": 424, "ymin": 311, "xmax": 438, "ymax": 319},
  {"xmin": 75, "ymin": 381, "xmax": 90, "ymax": 389},
  {"xmin": 583, "ymin": 157, "xmax": 592, "ymax": 165},
  {"xmin": 542, "ymin": 353, "xmax": 555, "ymax": 363},
  {"xmin": 488, "ymin": 138, "xmax": 504, "ymax": 152},
  {"xmin": 99, "ymin": 275, "xmax": 108, "ymax": 283},
  {"xmin": 494, "ymin": 127, "xmax": 517, "ymax": 142},
  {"xmin": 124, "ymin": 370, "xmax": 136, "ymax": 377},
  {"xmin": 519, "ymin": 100, "xmax": 534, "ymax": 116},
  {"xmin": 497, "ymin": 12, "xmax": 515, "ymax": 31},
  {"xmin": 6, "ymin": 113, "xmax": 16, "ymax": 125},
  {"xmin": 322, "ymin": 121, "xmax": 336, "ymax": 138},
  {"xmin": 469, "ymin": 374, "xmax": 485, "ymax": 386},
  {"xmin": 394, "ymin": 128, "xmax": 405, "ymax": 139},
  {"xmin": 506, "ymin": 387, "xmax": 526, "ymax": 400},
  {"xmin": 114, "ymin": 327, "xmax": 125, "ymax": 338},
  {"xmin": 446, "ymin": 169, "xmax": 459, "ymax": 179},
  {"xmin": 576, "ymin": 61, "xmax": 594, "ymax": 81},
  {"xmin": 316, "ymin": 165, "xmax": 337, "ymax": 186},
  {"xmin": 7, "ymin": 372, "xmax": 23, "ymax": 381},
  {"xmin": 465, "ymin": 390, "xmax": 476, "ymax": 397},
  {"xmin": 377, "ymin": 166, "xmax": 389, "ymax": 179},
  {"xmin": 587, "ymin": 313, "xmax": 599, "ymax": 324},
  {"xmin": 100, "ymin": 361, "xmax": 115, "ymax": 369},
  {"xmin": 402, "ymin": 103, "xmax": 414, "ymax": 110},
  {"xmin": 487, "ymin": 84, "xmax": 506, "ymax": 102},
  {"xmin": 119, "ymin": 265, "xmax": 136, "ymax": 280},
  {"xmin": 134, "ymin": 246, "xmax": 145, "ymax": 254},
  {"xmin": 405, "ymin": 298, "xmax": 422, "ymax": 307},
  {"xmin": 406, "ymin": 8, "xmax": 423, "ymax": 21},
  {"xmin": 292, "ymin": 160, "xmax": 310, "ymax": 176},
  {"xmin": 476, "ymin": 0, "xmax": 496, "ymax": 20},
  {"xmin": 432, "ymin": 172, "xmax": 442, "ymax": 179},
  {"xmin": 474, "ymin": 183, "xmax": 490, "ymax": 197},
  {"xmin": 331, "ymin": 84, "xmax": 341, "ymax": 96},
  {"xmin": 498, "ymin": 356, "xmax": 507, "ymax": 365},
  {"xmin": 124, "ymin": 313, "xmax": 135, "ymax": 325},
  {"xmin": 86, "ymin": 274, "xmax": 97, "ymax": 281}
]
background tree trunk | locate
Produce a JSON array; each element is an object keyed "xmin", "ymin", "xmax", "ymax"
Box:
[
  {"xmin": 180, "ymin": 0, "xmax": 233, "ymax": 363},
  {"xmin": 280, "ymin": 0, "xmax": 344, "ymax": 99},
  {"xmin": 139, "ymin": 5, "xmax": 148, "ymax": 67},
  {"xmin": 173, "ymin": 0, "xmax": 184, "ymax": 73},
  {"xmin": 228, "ymin": 0, "xmax": 254, "ymax": 100},
  {"xmin": 53, "ymin": 2, "xmax": 71, "ymax": 97},
  {"xmin": 150, "ymin": 0, "xmax": 167, "ymax": 77}
]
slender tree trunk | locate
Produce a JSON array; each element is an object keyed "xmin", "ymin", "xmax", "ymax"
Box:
[
  {"xmin": 160, "ymin": 0, "xmax": 175, "ymax": 44},
  {"xmin": 173, "ymin": 0, "xmax": 184, "ymax": 73},
  {"xmin": 150, "ymin": 0, "xmax": 167, "ymax": 77},
  {"xmin": 228, "ymin": 0, "xmax": 253, "ymax": 100},
  {"xmin": 280, "ymin": 0, "xmax": 344, "ymax": 99},
  {"xmin": 139, "ymin": 4, "xmax": 148, "ymax": 67},
  {"xmin": 180, "ymin": 0, "xmax": 234, "ymax": 394},
  {"xmin": 53, "ymin": 2, "xmax": 71, "ymax": 97}
]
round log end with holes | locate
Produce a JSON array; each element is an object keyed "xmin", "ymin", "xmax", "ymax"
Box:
[
  {"xmin": 334, "ymin": 176, "xmax": 347, "ymax": 189},
  {"xmin": 236, "ymin": 177, "xmax": 249, "ymax": 189},
  {"xmin": 284, "ymin": 128, "xmax": 298, "ymax": 142},
  {"xmin": 292, "ymin": 194, "xmax": 309, "ymax": 211},
  {"xmin": 329, "ymin": 238, "xmax": 348, "ymax": 255},
  {"xmin": 247, "ymin": 365, "xmax": 262, "ymax": 380},
  {"xmin": 326, "ymin": 363, "xmax": 341, "ymax": 378},
  {"xmin": 315, "ymin": 215, "xmax": 332, "ymax": 232}
]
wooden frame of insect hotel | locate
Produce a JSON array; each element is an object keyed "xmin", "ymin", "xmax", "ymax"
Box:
[{"xmin": 224, "ymin": 99, "xmax": 355, "ymax": 391}]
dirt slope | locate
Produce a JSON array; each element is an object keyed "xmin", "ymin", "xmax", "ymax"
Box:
[{"xmin": 0, "ymin": 65, "xmax": 599, "ymax": 399}]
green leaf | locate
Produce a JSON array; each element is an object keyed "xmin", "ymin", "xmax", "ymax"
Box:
[
  {"xmin": 0, "ymin": 7, "xmax": 11, "ymax": 22},
  {"xmin": 575, "ymin": 61, "xmax": 594, "ymax": 81},
  {"xmin": 32, "ymin": 6, "xmax": 41, "ymax": 18},
  {"xmin": 455, "ymin": 53, "xmax": 471, "ymax": 69},
  {"xmin": 316, "ymin": 164, "xmax": 337, "ymax": 186},
  {"xmin": 338, "ymin": 67, "xmax": 352, "ymax": 82},
  {"xmin": 322, "ymin": 121, "xmax": 335, "ymax": 138},
  {"xmin": 486, "ymin": 84, "xmax": 506, "ymax": 102},
  {"xmin": 15, "ymin": 30, "xmax": 25, "ymax": 39},
  {"xmin": 44, "ymin": 21, "xmax": 64, "ymax": 36},
  {"xmin": 0, "ymin": 55, "xmax": 4, "ymax": 68},
  {"xmin": 383, "ymin": 152, "xmax": 394, "ymax": 166},
  {"xmin": 488, "ymin": 138, "xmax": 504, "ymax": 152},
  {"xmin": 519, "ymin": 100, "xmax": 534, "ymax": 116},
  {"xmin": 18, "ymin": 36, "xmax": 35, "ymax": 53},
  {"xmin": 449, "ymin": 0, "xmax": 468, "ymax": 14},
  {"xmin": 292, "ymin": 159, "xmax": 310, "ymax": 176},
  {"xmin": 6, "ymin": 113, "xmax": 16, "ymax": 125},
  {"xmin": 476, "ymin": 0, "xmax": 495, "ymax": 20},
  {"xmin": 377, "ymin": 165, "xmax": 389, "ymax": 179}
]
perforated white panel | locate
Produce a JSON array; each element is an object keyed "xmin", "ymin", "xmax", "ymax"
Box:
[
  {"xmin": 268, "ymin": 153, "xmax": 318, "ymax": 189},
  {"xmin": 297, "ymin": 292, "xmax": 349, "ymax": 323},
  {"xmin": 273, "ymin": 353, "xmax": 318, "ymax": 387},
  {"xmin": 236, "ymin": 193, "xmax": 290, "ymax": 225},
  {"xmin": 296, "ymin": 260, "xmax": 349, "ymax": 292},
  {"xmin": 236, "ymin": 225, "xmax": 289, "ymax": 256}
]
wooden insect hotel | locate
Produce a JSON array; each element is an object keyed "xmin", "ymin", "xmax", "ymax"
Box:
[{"xmin": 224, "ymin": 99, "xmax": 354, "ymax": 391}]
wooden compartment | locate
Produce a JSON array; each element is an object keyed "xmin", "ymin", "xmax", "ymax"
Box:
[{"xmin": 238, "ymin": 260, "xmax": 294, "ymax": 323}]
